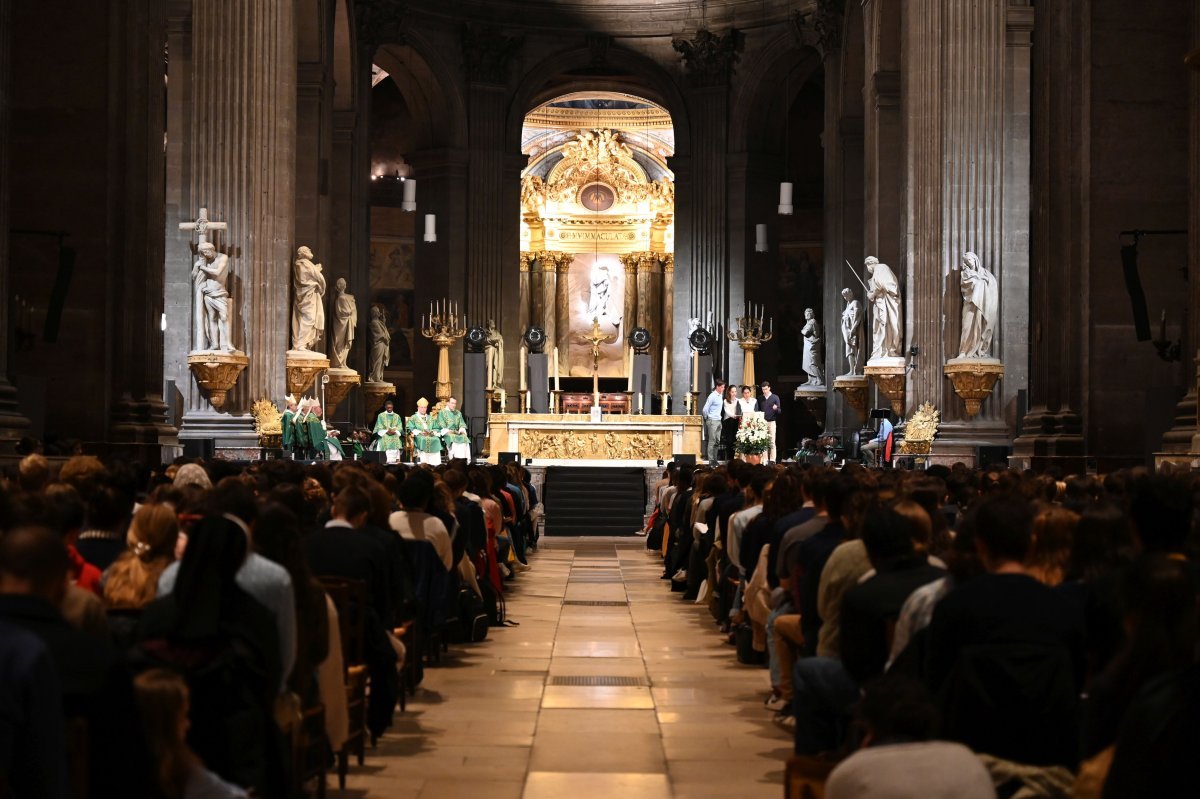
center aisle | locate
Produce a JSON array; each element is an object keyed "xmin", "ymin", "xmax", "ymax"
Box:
[{"xmin": 347, "ymin": 538, "xmax": 791, "ymax": 799}]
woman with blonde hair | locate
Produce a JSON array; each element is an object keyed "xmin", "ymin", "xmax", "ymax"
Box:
[
  {"xmin": 1027, "ymin": 505, "xmax": 1079, "ymax": 587},
  {"xmin": 104, "ymin": 502, "xmax": 179, "ymax": 610}
]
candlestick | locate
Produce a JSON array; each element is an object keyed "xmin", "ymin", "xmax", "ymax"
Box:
[
  {"xmin": 626, "ymin": 345, "xmax": 633, "ymax": 391},
  {"xmin": 519, "ymin": 346, "xmax": 527, "ymax": 392},
  {"xmin": 638, "ymin": 393, "xmax": 644, "ymax": 414},
  {"xmin": 553, "ymin": 346, "xmax": 561, "ymax": 390},
  {"xmin": 691, "ymin": 350, "xmax": 699, "ymax": 393},
  {"xmin": 661, "ymin": 346, "xmax": 668, "ymax": 393}
]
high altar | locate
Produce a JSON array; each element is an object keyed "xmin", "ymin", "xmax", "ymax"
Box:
[{"xmin": 488, "ymin": 413, "xmax": 701, "ymax": 466}]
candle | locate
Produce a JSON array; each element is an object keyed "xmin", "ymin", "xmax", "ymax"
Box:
[
  {"xmin": 661, "ymin": 346, "xmax": 668, "ymax": 393},
  {"xmin": 626, "ymin": 346, "xmax": 633, "ymax": 391},
  {"xmin": 519, "ymin": 346, "xmax": 527, "ymax": 391},
  {"xmin": 638, "ymin": 393, "xmax": 644, "ymax": 414},
  {"xmin": 553, "ymin": 346, "xmax": 561, "ymax": 390},
  {"xmin": 691, "ymin": 350, "xmax": 699, "ymax": 392}
]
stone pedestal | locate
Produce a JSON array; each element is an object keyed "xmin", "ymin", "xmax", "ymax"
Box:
[
  {"xmin": 794, "ymin": 386, "xmax": 828, "ymax": 433},
  {"xmin": 187, "ymin": 351, "xmax": 249, "ymax": 410},
  {"xmin": 362, "ymin": 381, "xmax": 396, "ymax": 418},
  {"xmin": 323, "ymin": 368, "xmax": 360, "ymax": 418},
  {"xmin": 865, "ymin": 358, "xmax": 906, "ymax": 417},
  {"xmin": 286, "ymin": 351, "xmax": 330, "ymax": 396},
  {"xmin": 944, "ymin": 358, "xmax": 1004, "ymax": 419},
  {"xmin": 833, "ymin": 375, "xmax": 869, "ymax": 421}
]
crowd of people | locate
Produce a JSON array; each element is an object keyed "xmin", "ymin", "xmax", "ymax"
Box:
[
  {"xmin": 0, "ymin": 452, "xmax": 541, "ymax": 798},
  {"xmin": 646, "ymin": 459, "xmax": 1199, "ymax": 798}
]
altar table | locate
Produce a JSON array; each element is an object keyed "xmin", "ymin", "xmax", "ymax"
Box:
[{"xmin": 486, "ymin": 413, "xmax": 702, "ymax": 466}]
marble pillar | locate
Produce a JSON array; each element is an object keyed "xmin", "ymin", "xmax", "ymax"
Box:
[
  {"xmin": 1011, "ymin": 0, "xmax": 1086, "ymax": 470},
  {"xmin": 172, "ymin": 0, "xmax": 296, "ymax": 447},
  {"xmin": 637, "ymin": 253, "xmax": 664, "ymax": 393},
  {"xmin": 519, "ymin": 252, "xmax": 533, "ymax": 344},
  {"xmin": 554, "ymin": 257, "xmax": 573, "ymax": 379},
  {"xmin": 109, "ymin": 0, "xmax": 173, "ymax": 453},
  {"xmin": 901, "ymin": 0, "xmax": 1031, "ymax": 457},
  {"xmin": 620, "ymin": 254, "xmax": 639, "ymax": 337},
  {"xmin": 0, "ymin": 0, "xmax": 32, "ymax": 449},
  {"xmin": 661, "ymin": 255, "xmax": 675, "ymax": 401},
  {"xmin": 540, "ymin": 253, "xmax": 558, "ymax": 363}
]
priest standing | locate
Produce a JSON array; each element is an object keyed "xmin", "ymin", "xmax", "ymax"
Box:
[
  {"xmin": 407, "ymin": 398, "xmax": 442, "ymax": 466},
  {"xmin": 436, "ymin": 396, "xmax": 471, "ymax": 461},
  {"xmin": 298, "ymin": 400, "xmax": 327, "ymax": 460},
  {"xmin": 281, "ymin": 395, "xmax": 300, "ymax": 457},
  {"xmin": 373, "ymin": 399, "xmax": 404, "ymax": 464}
]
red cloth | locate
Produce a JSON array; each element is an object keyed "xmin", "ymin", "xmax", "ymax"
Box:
[{"xmin": 67, "ymin": 545, "xmax": 103, "ymax": 595}]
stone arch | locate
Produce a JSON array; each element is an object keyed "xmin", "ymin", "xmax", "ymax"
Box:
[
  {"xmin": 332, "ymin": 0, "xmax": 355, "ymax": 111},
  {"xmin": 729, "ymin": 31, "xmax": 824, "ymax": 154},
  {"xmin": 506, "ymin": 45, "xmax": 691, "ymax": 158},
  {"xmin": 374, "ymin": 32, "xmax": 468, "ymax": 151}
]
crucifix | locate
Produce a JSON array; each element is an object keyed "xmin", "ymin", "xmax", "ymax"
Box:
[
  {"xmin": 179, "ymin": 206, "xmax": 228, "ymax": 247},
  {"xmin": 578, "ymin": 316, "xmax": 616, "ymax": 407}
]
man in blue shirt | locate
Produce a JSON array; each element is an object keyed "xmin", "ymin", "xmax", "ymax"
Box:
[
  {"xmin": 760, "ymin": 380, "xmax": 782, "ymax": 463},
  {"xmin": 701, "ymin": 379, "xmax": 726, "ymax": 462},
  {"xmin": 861, "ymin": 412, "xmax": 894, "ymax": 464}
]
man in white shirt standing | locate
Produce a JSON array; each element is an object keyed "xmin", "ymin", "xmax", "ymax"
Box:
[{"xmin": 701, "ymin": 379, "xmax": 726, "ymax": 463}]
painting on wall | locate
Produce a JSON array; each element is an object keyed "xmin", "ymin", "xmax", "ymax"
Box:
[
  {"xmin": 774, "ymin": 242, "xmax": 823, "ymax": 373},
  {"xmin": 565, "ymin": 252, "xmax": 627, "ymax": 377},
  {"xmin": 369, "ymin": 238, "xmax": 415, "ymax": 292}
]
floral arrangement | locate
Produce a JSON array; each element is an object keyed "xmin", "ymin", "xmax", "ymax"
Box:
[{"xmin": 735, "ymin": 416, "xmax": 771, "ymax": 455}]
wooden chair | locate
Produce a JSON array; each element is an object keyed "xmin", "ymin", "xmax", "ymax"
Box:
[
  {"xmin": 318, "ymin": 577, "xmax": 368, "ymax": 790},
  {"xmin": 290, "ymin": 702, "xmax": 327, "ymax": 799},
  {"xmin": 785, "ymin": 755, "xmax": 837, "ymax": 799}
]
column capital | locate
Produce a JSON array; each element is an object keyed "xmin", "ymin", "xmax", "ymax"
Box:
[
  {"xmin": 789, "ymin": 1, "xmax": 846, "ymax": 60},
  {"xmin": 672, "ymin": 28, "xmax": 743, "ymax": 88},
  {"xmin": 462, "ymin": 22, "xmax": 524, "ymax": 85}
]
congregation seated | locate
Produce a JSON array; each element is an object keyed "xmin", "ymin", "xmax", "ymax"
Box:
[
  {"xmin": 0, "ymin": 451, "xmax": 541, "ymax": 797},
  {"xmin": 644, "ymin": 460, "xmax": 1200, "ymax": 798}
]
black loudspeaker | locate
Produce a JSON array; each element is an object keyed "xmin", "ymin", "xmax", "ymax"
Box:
[
  {"xmin": 362, "ymin": 451, "xmax": 387, "ymax": 464},
  {"xmin": 498, "ymin": 452, "xmax": 521, "ymax": 465},
  {"xmin": 672, "ymin": 453, "xmax": 696, "ymax": 466},
  {"xmin": 182, "ymin": 438, "xmax": 214, "ymax": 459},
  {"xmin": 978, "ymin": 445, "xmax": 1011, "ymax": 468}
]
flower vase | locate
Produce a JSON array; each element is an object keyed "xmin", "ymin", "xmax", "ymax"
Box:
[{"xmin": 746, "ymin": 453, "xmax": 763, "ymax": 465}]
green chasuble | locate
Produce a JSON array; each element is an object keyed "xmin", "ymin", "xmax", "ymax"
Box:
[
  {"xmin": 373, "ymin": 411, "xmax": 404, "ymax": 451},
  {"xmin": 435, "ymin": 408, "xmax": 469, "ymax": 445},
  {"xmin": 325, "ymin": 434, "xmax": 345, "ymax": 457},
  {"xmin": 303, "ymin": 417, "xmax": 326, "ymax": 450},
  {"xmin": 407, "ymin": 411, "xmax": 442, "ymax": 454},
  {"xmin": 281, "ymin": 410, "xmax": 296, "ymax": 449}
]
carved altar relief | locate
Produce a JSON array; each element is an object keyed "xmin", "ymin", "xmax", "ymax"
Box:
[{"xmin": 518, "ymin": 428, "xmax": 673, "ymax": 461}]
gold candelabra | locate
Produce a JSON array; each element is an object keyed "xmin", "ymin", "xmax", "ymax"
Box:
[
  {"xmin": 727, "ymin": 303, "xmax": 773, "ymax": 388},
  {"xmin": 420, "ymin": 300, "xmax": 467, "ymax": 404}
]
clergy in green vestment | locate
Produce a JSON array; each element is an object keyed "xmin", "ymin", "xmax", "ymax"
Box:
[
  {"xmin": 407, "ymin": 397, "xmax": 442, "ymax": 466},
  {"xmin": 281, "ymin": 394, "xmax": 300, "ymax": 456},
  {"xmin": 299, "ymin": 400, "xmax": 327, "ymax": 459},
  {"xmin": 435, "ymin": 396, "xmax": 471, "ymax": 461},
  {"xmin": 373, "ymin": 399, "xmax": 404, "ymax": 464}
]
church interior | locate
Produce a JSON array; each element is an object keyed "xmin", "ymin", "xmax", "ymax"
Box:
[{"xmin": 2, "ymin": 1, "xmax": 1200, "ymax": 798}]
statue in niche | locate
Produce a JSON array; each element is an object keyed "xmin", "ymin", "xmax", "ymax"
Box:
[
  {"xmin": 840, "ymin": 287, "xmax": 863, "ymax": 375},
  {"xmin": 291, "ymin": 246, "xmax": 327, "ymax": 351},
  {"xmin": 801, "ymin": 308, "xmax": 825, "ymax": 386},
  {"xmin": 586, "ymin": 262, "xmax": 613, "ymax": 320},
  {"xmin": 865, "ymin": 256, "xmax": 903, "ymax": 360},
  {"xmin": 956, "ymin": 251, "xmax": 999, "ymax": 359},
  {"xmin": 484, "ymin": 318, "xmax": 505, "ymax": 389},
  {"xmin": 330, "ymin": 278, "xmax": 358, "ymax": 369},
  {"xmin": 368, "ymin": 305, "xmax": 390, "ymax": 383},
  {"xmin": 191, "ymin": 242, "xmax": 234, "ymax": 352}
]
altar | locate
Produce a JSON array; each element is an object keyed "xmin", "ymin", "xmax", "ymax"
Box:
[{"xmin": 487, "ymin": 413, "xmax": 702, "ymax": 466}]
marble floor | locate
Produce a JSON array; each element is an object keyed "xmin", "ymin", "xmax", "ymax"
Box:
[{"xmin": 342, "ymin": 537, "xmax": 791, "ymax": 799}]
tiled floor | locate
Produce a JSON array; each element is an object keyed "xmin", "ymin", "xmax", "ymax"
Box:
[{"xmin": 342, "ymin": 537, "xmax": 790, "ymax": 798}]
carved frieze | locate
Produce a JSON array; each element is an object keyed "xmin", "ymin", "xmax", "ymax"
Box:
[{"xmin": 517, "ymin": 428, "xmax": 673, "ymax": 460}]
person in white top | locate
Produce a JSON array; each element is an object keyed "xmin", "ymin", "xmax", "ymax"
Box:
[
  {"xmin": 737, "ymin": 384, "xmax": 759, "ymax": 420},
  {"xmin": 387, "ymin": 470, "xmax": 453, "ymax": 571}
]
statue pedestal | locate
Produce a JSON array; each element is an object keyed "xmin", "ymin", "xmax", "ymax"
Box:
[
  {"xmin": 285, "ymin": 350, "xmax": 330, "ymax": 396},
  {"xmin": 362, "ymin": 381, "xmax": 396, "ymax": 416},
  {"xmin": 832, "ymin": 375, "xmax": 869, "ymax": 420},
  {"xmin": 944, "ymin": 358, "xmax": 1004, "ymax": 419},
  {"xmin": 324, "ymin": 368, "xmax": 361, "ymax": 418},
  {"xmin": 864, "ymin": 357, "xmax": 907, "ymax": 417},
  {"xmin": 794, "ymin": 385, "xmax": 827, "ymax": 433},
  {"xmin": 187, "ymin": 350, "xmax": 249, "ymax": 410}
]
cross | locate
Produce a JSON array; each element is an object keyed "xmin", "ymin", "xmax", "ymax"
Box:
[
  {"xmin": 179, "ymin": 206, "xmax": 228, "ymax": 247},
  {"xmin": 578, "ymin": 317, "xmax": 617, "ymax": 406}
]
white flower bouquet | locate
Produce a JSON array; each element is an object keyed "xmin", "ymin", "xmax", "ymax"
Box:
[{"xmin": 735, "ymin": 416, "xmax": 771, "ymax": 455}]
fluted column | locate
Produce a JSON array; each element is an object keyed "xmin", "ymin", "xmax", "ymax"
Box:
[
  {"xmin": 554, "ymin": 257, "xmax": 573, "ymax": 377},
  {"xmin": 519, "ymin": 252, "xmax": 533, "ymax": 342},
  {"xmin": 661, "ymin": 255, "xmax": 675, "ymax": 399},
  {"xmin": 180, "ymin": 0, "xmax": 295, "ymax": 437},
  {"xmin": 109, "ymin": 0, "xmax": 173, "ymax": 452},
  {"xmin": 540, "ymin": 253, "xmax": 557, "ymax": 360},
  {"xmin": 902, "ymin": 0, "xmax": 1031, "ymax": 448},
  {"xmin": 620, "ymin": 253, "xmax": 640, "ymax": 335},
  {"xmin": 0, "ymin": 0, "xmax": 31, "ymax": 449}
]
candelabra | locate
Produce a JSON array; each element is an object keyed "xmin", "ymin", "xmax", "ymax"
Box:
[
  {"xmin": 420, "ymin": 300, "xmax": 467, "ymax": 404},
  {"xmin": 727, "ymin": 303, "xmax": 773, "ymax": 388}
]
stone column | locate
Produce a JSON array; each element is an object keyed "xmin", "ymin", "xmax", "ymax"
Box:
[
  {"xmin": 0, "ymin": 0, "xmax": 32, "ymax": 449},
  {"xmin": 901, "ymin": 0, "xmax": 1032, "ymax": 456},
  {"xmin": 672, "ymin": 28, "xmax": 741, "ymax": 396},
  {"xmin": 555, "ymin": 257, "xmax": 573, "ymax": 377},
  {"xmin": 519, "ymin": 252, "xmax": 533, "ymax": 342},
  {"xmin": 661, "ymin": 255, "xmax": 675, "ymax": 400},
  {"xmin": 1012, "ymin": 0, "xmax": 1086, "ymax": 470},
  {"xmin": 539, "ymin": 253, "xmax": 557, "ymax": 362},
  {"xmin": 620, "ymin": 253, "xmax": 639, "ymax": 335},
  {"xmin": 177, "ymin": 0, "xmax": 296, "ymax": 445},
  {"xmin": 463, "ymin": 24, "xmax": 523, "ymax": 392},
  {"xmin": 109, "ymin": 0, "xmax": 173, "ymax": 455}
]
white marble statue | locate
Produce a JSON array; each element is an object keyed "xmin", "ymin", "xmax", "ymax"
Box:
[
  {"xmin": 484, "ymin": 318, "xmax": 505, "ymax": 389},
  {"xmin": 330, "ymin": 278, "xmax": 357, "ymax": 369},
  {"xmin": 840, "ymin": 288, "xmax": 863, "ymax": 375},
  {"xmin": 191, "ymin": 242, "xmax": 234, "ymax": 352},
  {"xmin": 368, "ymin": 305, "xmax": 390, "ymax": 383},
  {"xmin": 290, "ymin": 246, "xmax": 327, "ymax": 351},
  {"xmin": 800, "ymin": 308, "xmax": 825, "ymax": 386},
  {"xmin": 957, "ymin": 251, "xmax": 999, "ymax": 359},
  {"xmin": 865, "ymin": 256, "xmax": 903, "ymax": 360}
]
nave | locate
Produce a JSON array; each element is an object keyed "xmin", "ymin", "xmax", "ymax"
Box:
[{"xmin": 347, "ymin": 538, "xmax": 789, "ymax": 799}]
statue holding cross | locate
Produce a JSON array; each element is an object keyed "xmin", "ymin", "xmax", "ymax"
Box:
[{"xmin": 179, "ymin": 207, "xmax": 235, "ymax": 353}]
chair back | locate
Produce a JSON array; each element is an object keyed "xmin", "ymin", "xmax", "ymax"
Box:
[{"xmin": 318, "ymin": 577, "xmax": 368, "ymax": 669}]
